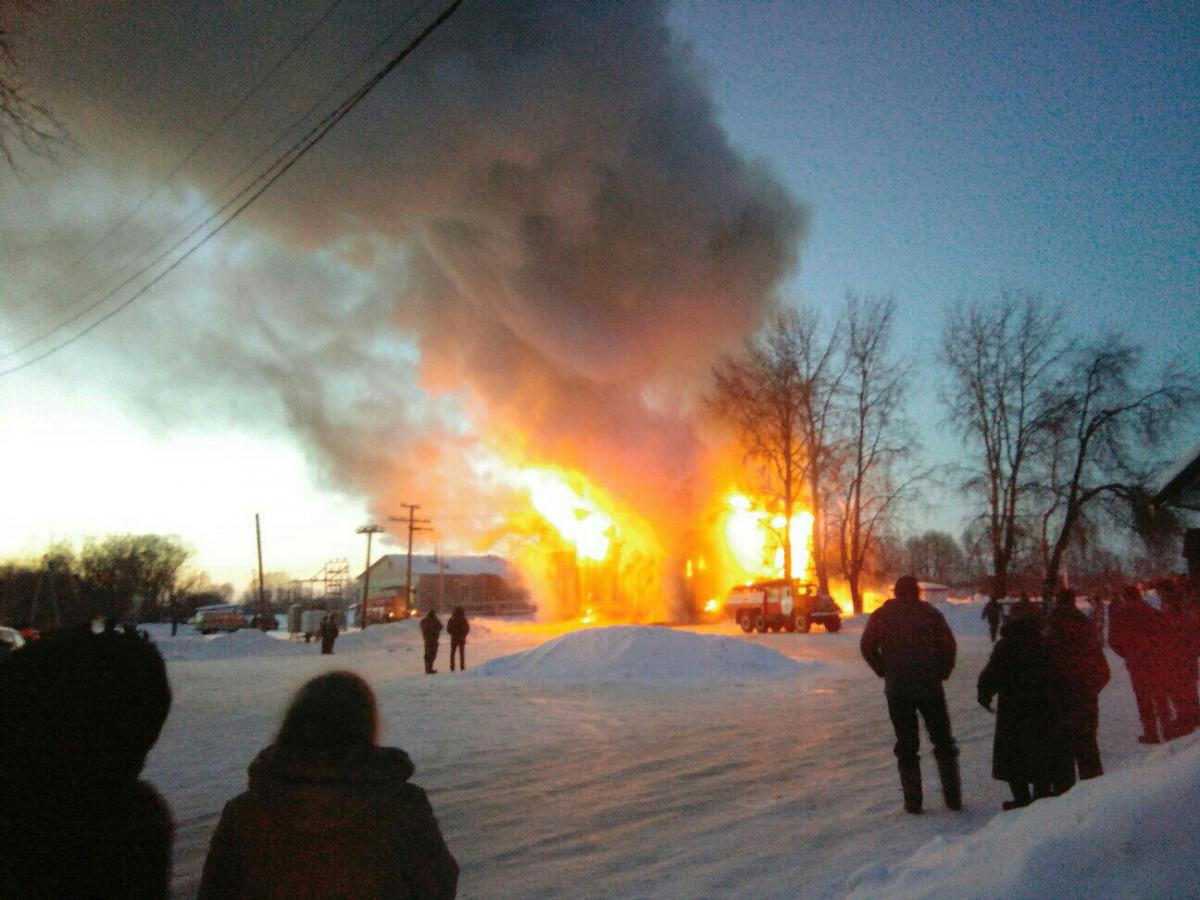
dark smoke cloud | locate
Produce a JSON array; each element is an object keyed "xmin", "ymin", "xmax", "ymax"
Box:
[{"xmin": 12, "ymin": 1, "xmax": 804, "ymax": 551}]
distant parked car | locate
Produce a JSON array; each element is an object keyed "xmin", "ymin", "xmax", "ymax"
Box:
[{"xmin": 191, "ymin": 605, "xmax": 246, "ymax": 635}]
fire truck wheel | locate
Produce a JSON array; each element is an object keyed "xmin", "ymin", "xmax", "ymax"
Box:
[
  {"xmin": 738, "ymin": 613, "xmax": 753, "ymax": 633},
  {"xmin": 825, "ymin": 618, "xmax": 842, "ymax": 633},
  {"xmin": 799, "ymin": 615, "xmax": 813, "ymax": 634},
  {"xmin": 753, "ymin": 614, "xmax": 767, "ymax": 633}
]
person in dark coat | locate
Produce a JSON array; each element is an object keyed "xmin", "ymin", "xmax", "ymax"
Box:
[
  {"xmin": 199, "ymin": 671, "xmax": 458, "ymax": 899},
  {"xmin": 982, "ymin": 597, "xmax": 1003, "ymax": 642},
  {"xmin": 1109, "ymin": 585, "xmax": 1172, "ymax": 743},
  {"xmin": 0, "ymin": 628, "xmax": 174, "ymax": 898},
  {"xmin": 1046, "ymin": 588, "xmax": 1110, "ymax": 791},
  {"xmin": 319, "ymin": 612, "xmax": 340, "ymax": 656},
  {"xmin": 978, "ymin": 602, "xmax": 1062, "ymax": 809},
  {"xmin": 421, "ymin": 609, "xmax": 444, "ymax": 674},
  {"xmin": 446, "ymin": 606, "xmax": 470, "ymax": 672},
  {"xmin": 861, "ymin": 575, "xmax": 961, "ymax": 814}
]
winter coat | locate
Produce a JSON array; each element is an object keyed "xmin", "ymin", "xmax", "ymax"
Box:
[
  {"xmin": 446, "ymin": 613, "xmax": 470, "ymax": 643},
  {"xmin": 982, "ymin": 600, "xmax": 1003, "ymax": 626},
  {"xmin": 199, "ymin": 743, "xmax": 458, "ymax": 900},
  {"xmin": 1046, "ymin": 603, "xmax": 1110, "ymax": 704},
  {"xmin": 978, "ymin": 617, "xmax": 1062, "ymax": 784},
  {"xmin": 860, "ymin": 597, "xmax": 956, "ymax": 698},
  {"xmin": 421, "ymin": 614, "xmax": 443, "ymax": 645},
  {"xmin": 1109, "ymin": 599, "xmax": 1168, "ymax": 682}
]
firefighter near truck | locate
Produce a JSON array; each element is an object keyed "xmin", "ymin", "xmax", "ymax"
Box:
[{"xmin": 727, "ymin": 579, "xmax": 842, "ymax": 633}]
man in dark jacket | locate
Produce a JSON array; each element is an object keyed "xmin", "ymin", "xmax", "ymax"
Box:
[
  {"xmin": 319, "ymin": 612, "xmax": 340, "ymax": 655},
  {"xmin": 446, "ymin": 606, "xmax": 470, "ymax": 672},
  {"xmin": 421, "ymin": 609, "xmax": 443, "ymax": 674},
  {"xmin": 1109, "ymin": 585, "xmax": 1171, "ymax": 743},
  {"xmin": 0, "ymin": 628, "xmax": 174, "ymax": 898},
  {"xmin": 1045, "ymin": 588, "xmax": 1109, "ymax": 791},
  {"xmin": 982, "ymin": 597, "xmax": 1003, "ymax": 642},
  {"xmin": 861, "ymin": 575, "xmax": 961, "ymax": 813}
]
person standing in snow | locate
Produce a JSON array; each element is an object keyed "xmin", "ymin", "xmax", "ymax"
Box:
[
  {"xmin": 978, "ymin": 600, "xmax": 1063, "ymax": 809},
  {"xmin": 1158, "ymin": 580, "xmax": 1199, "ymax": 739},
  {"xmin": 860, "ymin": 575, "xmax": 961, "ymax": 814},
  {"xmin": 446, "ymin": 606, "xmax": 470, "ymax": 672},
  {"xmin": 0, "ymin": 628, "xmax": 174, "ymax": 897},
  {"xmin": 1109, "ymin": 585, "xmax": 1172, "ymax": 744},
  {"xmin": 421, "ymin": 608, "xmax": 443, "ymax": 674},
  {"xmin": 199, "ymin": 671, "xmax": 458, "ymax": 899},
  {"xmin": 982, "ymin": 597, "xmax": 1003, "ymax": 642},
  {"xmin": 319, "ymin": 612, "xmax": 340, "ymax": 656},
  {"xmin": 1046, "ymin": 588, "xmax": 1110, "ymax": 792}
]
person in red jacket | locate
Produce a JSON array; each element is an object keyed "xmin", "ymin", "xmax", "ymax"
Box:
[
  {"xmin": 861, "ymin": 575, "xmax": 961, "ymax": 814},
  {"xmin": 1109, "ymin": 585, "xmax": 1172, "ymax": 744},
  {"xmin": 199, "ymin": 671, "xmax": 458, "ymax": 899}
]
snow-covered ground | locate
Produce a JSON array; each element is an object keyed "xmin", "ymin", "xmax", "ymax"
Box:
[{"xmin": 142, "ymin": 603, "xmax": 1200, "ymax": 898}]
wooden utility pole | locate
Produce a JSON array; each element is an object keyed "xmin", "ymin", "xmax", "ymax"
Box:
[
  {"xmin": 255, "ymin": 514, "xmax": 269, "ymax": 629},
  {"xmin": 390, "ymin": 504, "xmax": 431, "ymax": 615},
  {"xmin": 356, "ymin": 524, "xmax": 384, "ymax": 628}
]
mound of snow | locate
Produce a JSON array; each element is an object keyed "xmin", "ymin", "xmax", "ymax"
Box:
[
  {"xmin": 847, "ymin": 736, "xmax": 1200, "ymax": 899},
  {"xmin": 472, "ymin": 625, "xmax": 820, "ymax": 682},
  {"xmin": 154, "ymin": 628, "xmax": 310, "ymax": 661}
]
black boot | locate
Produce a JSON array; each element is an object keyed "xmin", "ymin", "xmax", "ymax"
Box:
[
  {"xmin": 898, "ymin": 763, "xmax": 922, "ymax": 814},
  {"xmin": 936, "ymin": 755, "xmax": 962, "ymax": 810}
]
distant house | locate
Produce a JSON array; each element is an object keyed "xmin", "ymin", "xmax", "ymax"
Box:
[
  {"xmin": 1154, "ymin": 441, "xmax": 1200, "ymax": 576},
  {"xmin": 918, "ymin": 582, "xmax": 950, "ymax": 605},
  {"xmin": 354, "ymin": 554, "xmax": 532, "ymax": 618}
]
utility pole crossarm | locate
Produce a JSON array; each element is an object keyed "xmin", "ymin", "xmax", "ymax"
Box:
[{"xmin": 390, "ymin": 503, "xmax": 432, "ymax": 615}]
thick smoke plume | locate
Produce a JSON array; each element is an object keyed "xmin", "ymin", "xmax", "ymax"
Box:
[{"xmin": 12, "ymin": 1, "xmax": 805, "ymax": 615}]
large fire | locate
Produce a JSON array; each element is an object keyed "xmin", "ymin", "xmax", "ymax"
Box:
[{"xmin": 504, "ymin": 462, "xmax": 816, "ymax": 623}]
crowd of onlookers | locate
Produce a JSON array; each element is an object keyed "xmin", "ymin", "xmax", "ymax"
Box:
[{"xmin": 863, "ymin": 573, "xmax": 1199, "ymax": 815}]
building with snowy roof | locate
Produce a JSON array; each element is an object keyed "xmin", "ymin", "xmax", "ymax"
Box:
[{"xmin": 354, "ymin": 554, "xmax": 532, "ymax": 620}]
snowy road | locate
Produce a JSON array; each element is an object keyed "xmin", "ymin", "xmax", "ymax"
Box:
[{"xmin": 146, "ymin": 613, "xmax": 1159, "ymax": 898}]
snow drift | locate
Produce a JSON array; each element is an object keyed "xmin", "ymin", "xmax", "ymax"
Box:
[
  {"xmin": 847, "ymin": 736, "xmax": 1200, "ymax": 899},
  {"xmin": 471, "ymin": 624, "xmax": 818, "ymax": 682}
]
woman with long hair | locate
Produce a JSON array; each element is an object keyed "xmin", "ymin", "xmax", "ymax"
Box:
[{"xmin": 199, "ymin": 671, "xmax": 458, "ymax": 898}]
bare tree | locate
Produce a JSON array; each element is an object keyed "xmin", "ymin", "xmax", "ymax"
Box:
[
  {"xmin": 0, "ymin": 1, "xmax": 61, "ymax": 169},
  {"xmin": 1036, "ymin": 340, "xmax": 1197, "ymax": 592},
  {"xmin": 940, "ymin": 293, "xmax": 1069, "ymax": 600},
  {"xmin": 833, "ymin": 294, "xmax": 914, "ymax": 613},
  {"xmin": 905, "ymin": 530, "xmax": 966, "ymax": 585}
]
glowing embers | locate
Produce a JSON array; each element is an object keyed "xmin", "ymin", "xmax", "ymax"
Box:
[
  {"xmin": 721, "ymin": 492, "xmax": 814, "ymax": 581},
  {"xmin": 521, "ymin": 467, "xmax": 616, "ymax": 562}
]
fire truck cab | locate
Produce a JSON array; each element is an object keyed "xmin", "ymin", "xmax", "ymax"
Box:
[{"xmin": 727, "ymin": 579, "xmax": 842, "ymax": 634}]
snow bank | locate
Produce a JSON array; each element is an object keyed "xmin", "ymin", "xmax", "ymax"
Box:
[
  {"xmin": 471, "ymin": 625, "xmax": 819, "ymax": 682},
  {"xmin": 153, "ymin": 628, "xmax": 309, "ymax": 661},
  {"xmin": 847, "ymin": 736, "xmax": 1200, "ymax": 899}
]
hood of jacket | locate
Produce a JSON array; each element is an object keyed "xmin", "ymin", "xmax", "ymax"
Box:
[{"xmin": 241, "ymin": 743, "xmax": 416, "ymax": 837}]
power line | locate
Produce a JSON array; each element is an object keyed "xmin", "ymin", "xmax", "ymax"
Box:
[
  {"xmin": 1, "ymin": 0, "xmax": 433, "ymax": 355},
  {"xmin": 0, "ymin": 0, "xmax": 462, "ymax": 377},
  {"xmin": 1, "ymin": 0, "xmax": 348, "ymax": 319}
]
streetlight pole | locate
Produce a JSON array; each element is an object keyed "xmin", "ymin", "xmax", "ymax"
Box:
[{"xmin": 356, "ymin": 524, "xmax": 384, "ymax": 629}]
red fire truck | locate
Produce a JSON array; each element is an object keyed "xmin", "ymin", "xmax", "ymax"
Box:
[{"xmin": 727, "ymin": 579, "xmax": 842, "ymax": 633}]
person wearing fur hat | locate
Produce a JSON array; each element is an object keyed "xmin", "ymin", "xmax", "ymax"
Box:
[
  {"xmin": 199, "ymin": 670, "xmax": 458, "ymax": 899},
  {"xmin": 861, "ymin": 575, "xmax": 961, "ymax": 814}
]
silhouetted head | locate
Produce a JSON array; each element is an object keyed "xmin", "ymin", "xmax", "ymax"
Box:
[
  {"xmin": 0, "ymin": 628, "xmax": 171, "ymax": 784},
  {"xmin": 1056, "ymin": 588, "xmax": 1076, "ymax": 608},
  {"xmin": 276, "ymin": 671, "xmax": 378, "ymax": 750},
  {"xmin": 894, "ymin": 575, "xmax": 920, "ymax": 602}
]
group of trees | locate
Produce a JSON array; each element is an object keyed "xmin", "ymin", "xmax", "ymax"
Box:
[
  {"xmin": 942, "ymin": 292, "xmax": 1196, "ymax": 600},
  {"xmin": 0, "ymin": 535, "xmax": 233, "ymax": 631},
  {"xmin": 711, "ymin": 294, "xmax": 919, "ymax": 613},
  {"xmin": 712, "ymin": 291, "xmax": 1197, "ymax": 610}
]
